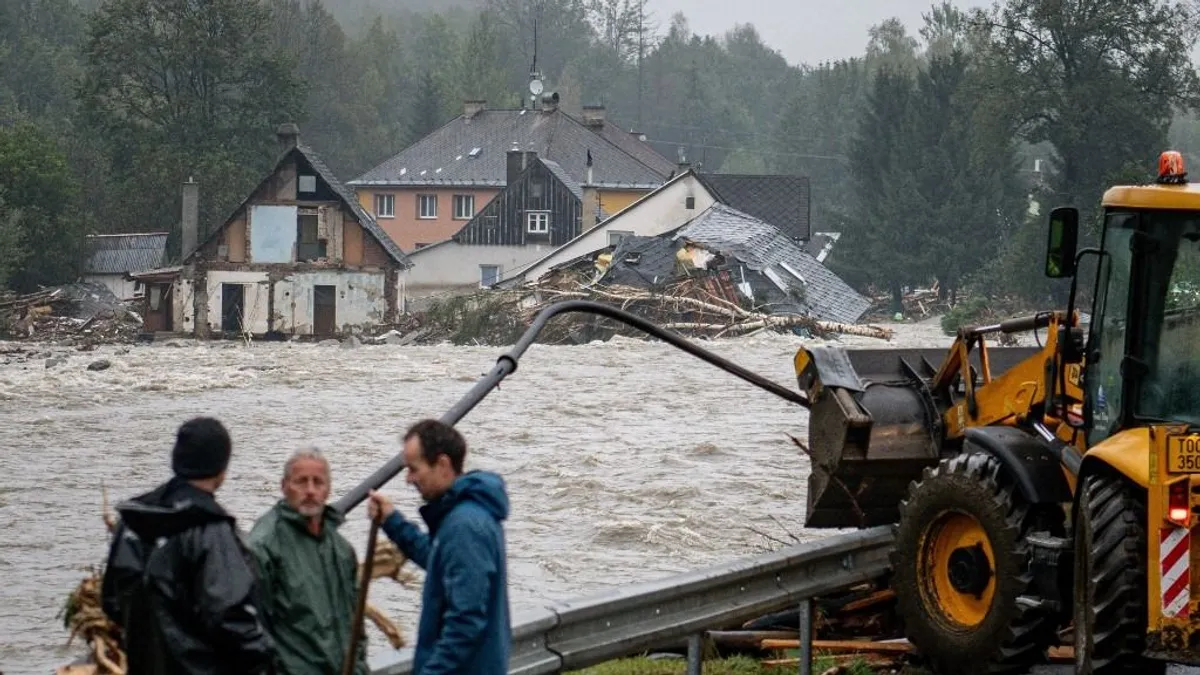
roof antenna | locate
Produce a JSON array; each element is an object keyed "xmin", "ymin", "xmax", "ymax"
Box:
[{"xmin": 528, "ymin": 18, "xmax": 543, "ymax": 107}]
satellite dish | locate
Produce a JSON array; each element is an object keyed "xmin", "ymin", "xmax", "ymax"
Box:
[{"xmin": 529, "ymin": 78, "xmax": 544, "ymax": 96}]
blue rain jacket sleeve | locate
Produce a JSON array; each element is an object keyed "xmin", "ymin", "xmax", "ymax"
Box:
[
  {"xmin": 418, "ymin": 515, "xmax": 500, "ymax": 675},
  {"xmin": 381, "ymin": 511, "xmax": 431, "ymax": 569}
]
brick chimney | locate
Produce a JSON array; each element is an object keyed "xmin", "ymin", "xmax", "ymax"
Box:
[
  {"xmin": 181, "ymin": 177, "xmax": 199, "ymax": 261},
  {"xmin": 540, "ymin": 92, "xmax": 560, "ymax": 113},
  {"xmin": 581, "ymin": 105, "xmax": 606, "ymax": 127},
  {"xmin": 276, "ymin": 122, "xmax": 300, "ymax": 151},
  {"xmin": 464, "ymin": 100, "xmax": 486, "ymax": 119}
]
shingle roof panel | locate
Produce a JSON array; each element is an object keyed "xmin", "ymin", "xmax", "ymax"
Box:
[
  {"xmin": 697, "ymin": 173, "xmax": 811, "ymax": 241},
  {"xmin": 86, "ymin": 233, "xmax": 169, "ymax": 275},
  {"xmin": 675, "ymin": 204, "xmax": 868, "ymax": 324},
  {"xmin": 350, "ymin": 109, "xmax": 667, "ymax": 189}
]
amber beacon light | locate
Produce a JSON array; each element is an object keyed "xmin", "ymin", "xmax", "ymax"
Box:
[{"xmin": 1158, "ymin": 150, "xmax": 1188, "ymax": 184}]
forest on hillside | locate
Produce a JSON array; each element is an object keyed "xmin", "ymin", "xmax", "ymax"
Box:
[{"xmin": 3, "ymin": 0, "xmax": 1200, "ymax": 307}]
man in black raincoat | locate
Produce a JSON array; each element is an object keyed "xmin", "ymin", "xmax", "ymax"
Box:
[{"xmin": 101, "ymin": 417, "xmax": 275, "ymax": 675}]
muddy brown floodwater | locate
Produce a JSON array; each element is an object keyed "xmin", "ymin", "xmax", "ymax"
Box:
[{"xmin": 0, "ymin": 320, "xmax": 970, "ymax": 674}]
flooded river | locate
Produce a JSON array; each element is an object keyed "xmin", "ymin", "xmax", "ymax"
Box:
[{"xmin": 0, "ymin": 320, "xmax": 957, "ymax": 674}]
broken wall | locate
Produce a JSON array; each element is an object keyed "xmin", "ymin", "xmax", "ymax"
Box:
[
  {"xmin": 271, "ymin": 270, "xmax": 387, "ymax": 334},
  {"xmin": 205, "ymin": 270, "xmax": 271, "ymax": 334},
  {"xmin": 248, "ymin": 205, "xmax": 297, "ymax": 263}
]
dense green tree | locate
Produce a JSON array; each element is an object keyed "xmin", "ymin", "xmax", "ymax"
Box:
[
  {"xmin": 0, "ymin": 122, "xmax": 86, "ymax": 290},
  {"xmin": 80, "ymin": 0, "xmax": 304, "ymax": 241},
  {"xmin": 972, "ymin": 0, "xmax": 1200, "ymax": 226}
]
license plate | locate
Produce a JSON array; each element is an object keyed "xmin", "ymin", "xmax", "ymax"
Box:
[{"xmin": 1168, "ymin": 435, "xmax": 1200, "ymax": 473}]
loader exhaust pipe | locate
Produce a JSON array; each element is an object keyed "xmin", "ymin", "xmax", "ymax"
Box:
[{"xmin": 334, "ymin": 300, "xmax": 810, "ymax": 515}]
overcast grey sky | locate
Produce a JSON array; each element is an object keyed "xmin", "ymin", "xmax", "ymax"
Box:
[{"xmin": 645, "ymin": 0, "xmax": 990, "ymax": 66}]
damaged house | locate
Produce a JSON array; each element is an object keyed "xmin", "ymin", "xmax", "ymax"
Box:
[
  {"xmin": 523, "ymin": 177, "xmax": 868, "ymax": 325},
  {"xmin": 134, "ymin": 125, "xmax": 412, "ymax": 338},
  {"xmin": 629, "ymin": 204, "xmax": 869, "ymax": 324}
]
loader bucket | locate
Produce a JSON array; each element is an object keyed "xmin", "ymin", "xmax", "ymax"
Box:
[{"xmin": 800, "ymin": 345, "xmax": 1040, "ymax": 529}]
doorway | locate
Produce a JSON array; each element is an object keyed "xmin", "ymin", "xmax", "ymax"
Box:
[
  {"xmin": 313, "ymin": 285, "xmax": 336, "ymax": 336},
  {"xmin": 221, "ymin": 283, "xmax": 245, "ymax": 333}
]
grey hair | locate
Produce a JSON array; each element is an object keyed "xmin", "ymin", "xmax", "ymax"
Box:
[{"xmin": 283, "ymin": 447, "xmax": 330, "ymax": 481}]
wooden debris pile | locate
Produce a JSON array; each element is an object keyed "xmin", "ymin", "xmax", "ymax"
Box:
[
  {"xmin": 1, "ymin": 284, "xmax": 143, "ymax": 344},
  {"xmin": 703, "ymin": 580, "xmax": 1077, "ymax": 672},
  {"xmin": 58, "ymin": 571, "xmax": 126, "ymax": 675},
  {"xmin": 391, "ymin": 275, "xmax": 892, "ymax": 347}
]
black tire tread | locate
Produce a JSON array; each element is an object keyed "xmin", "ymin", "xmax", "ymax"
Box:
[
  {"xmin": 892, "ymin": 450, "xmax": 1063, "ymax": 675},
  {"xmin": 1075, "ymin": 472, "xmax": 1161, "ymax": 675}
]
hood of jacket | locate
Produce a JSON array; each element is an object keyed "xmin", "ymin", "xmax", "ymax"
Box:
[
  {"xmin": 420, "ymin": 470, "xmax": 509, "ymax": 534},
  {"xmin": 116, "ymin": 476, "xmax": 233, "ymax": 542}
]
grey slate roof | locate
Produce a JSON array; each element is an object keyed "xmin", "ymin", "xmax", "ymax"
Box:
[
  {"xmin": 674, "ymin": 204, "xmax": 869, "ymax": 324},
  {"xmin": 593, "ymin": 122, "xmax": 679, "ymax": 177},
  {"xmin": 190, "ymin": 143, "xmax": 410, "ymax": 267},
  {"xmin": 541, "ymin": 158, "xmax": 583, "ymax": 200},
  {"xmin": 601, "ymin": 236, "xmax": 679, "ymax": 287},
  {"xmin": 349, "ymin": 109, "xmax": 667, "ymax": 189},
  {"xmin": 697, "ymin": 173, "xmax": 812, "ymax": 241},
  {"xmin": 86, "ymin": 233, "xmax": 169, "ymax": 275}
]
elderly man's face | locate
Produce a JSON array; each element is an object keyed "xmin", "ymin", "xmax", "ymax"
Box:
[{"xmin": 283, "ymin": 456, "xmax": 330, "ymax": 518}]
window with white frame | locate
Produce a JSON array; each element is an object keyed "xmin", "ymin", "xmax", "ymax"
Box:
[
  {"xmin": 418, "ymin": 194, "xmax": 438, "ymax": 219},
  {"xmin": 375, "ymin": 193, "xmax": 394, "ymax": 218},
  {"xmin": 608, "ymin": 230, "xmax": 634, "ymax": 246},
  {"xmin": 480, "ymin": 264, "xmax": 501, "ymax": 287},
  {"xmin": 527, "ymin": 211, "xmax": 550, "ymax": 234},
  {"xmin": 453, "ymin": 194, "xmax": 475, "ymax": 220}
]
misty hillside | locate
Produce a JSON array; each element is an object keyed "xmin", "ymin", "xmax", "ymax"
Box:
[{"xmin": 326, "ymin": 0, "xmax": 485, "ymax": 29}]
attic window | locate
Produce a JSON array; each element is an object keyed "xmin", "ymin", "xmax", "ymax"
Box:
[
  {"xmin": 298, "ymin": 175, "xmax": 317, "ymax": 194},
  {"xmin": 527, "ymin": 211, "xmax": 550, "ymax": 234},
  {"xmin": 686, "ymin": 196, "xmax": 696, "ymax": 210},
  {"xmin": 468, "ymin": 147, "xmax": 482, "ymax": 158}
]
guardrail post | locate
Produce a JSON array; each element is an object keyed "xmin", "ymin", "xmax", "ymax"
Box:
[
  {"xmin": 687, "ymin": 633, "xmax": 703, "ymax": 675},
  {"xmin": 799, "ymin": 599, "xmax": 812, "ymax": 675}
]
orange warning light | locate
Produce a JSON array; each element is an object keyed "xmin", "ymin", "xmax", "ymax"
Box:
[{"xmin": 1159, "ymin": 150, "xmax": 1188, "ymax": 184}]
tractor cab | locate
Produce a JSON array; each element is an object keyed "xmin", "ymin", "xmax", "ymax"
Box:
[{"xmin": 1048, "ymin": 151, "xmax": 1200, "ymax": 453}]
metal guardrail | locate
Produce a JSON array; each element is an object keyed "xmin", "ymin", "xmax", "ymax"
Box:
[{"xmin": 370, "ymin": 526, "xmax": 896, "ymax": 675}]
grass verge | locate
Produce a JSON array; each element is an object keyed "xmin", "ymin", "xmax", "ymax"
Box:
[{"xmin": 563, "ymin": 653, "xmax": 915, "ymax": 674}]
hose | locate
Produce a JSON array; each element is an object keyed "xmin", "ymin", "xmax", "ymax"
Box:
[{"xmin": 332, "ymin": 300, "xmax": 810, "ymax": 514}]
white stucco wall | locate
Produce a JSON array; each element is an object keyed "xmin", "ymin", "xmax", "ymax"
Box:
[
  {"xmin": 272, "ymin": 270, "xmax": 388, "ymax": 334},
  {"xmin": 205, "ymin": 271, "xmax": 271, "ymax": 334},
  {"xmin": 84, "ymin": 274, "xmax": 139, "ymax": 301},
  {"xmin": 403, "ymin": 242, "xmax": 555, "ymax": 298},
  {"xmin": 175, "ymin": 278, "xmax": 195, "ymax": 334},
  {"xmin": 518, "ymin": 174, "xmax": 716, "ymax": 283}
]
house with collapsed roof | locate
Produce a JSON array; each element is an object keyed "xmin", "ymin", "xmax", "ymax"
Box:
[
  {"xmin": 130, "ymin": 124, "xmax": 412, "ymax": 338},
  {"xmin": 347, "ymin": 96, "xmax": 674, "ymax": 252},
  {"xmin": 503, "ymin": 168, "xmax": 868, "ymax": 324},
  {"xmin": 83, "ymin": 232, "xmax": 170, "ymax": 301}
]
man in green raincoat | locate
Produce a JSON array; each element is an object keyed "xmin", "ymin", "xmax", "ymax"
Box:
[{"xmin": 249, "ymin": 448, "xmax": 369, "ymax": 675}]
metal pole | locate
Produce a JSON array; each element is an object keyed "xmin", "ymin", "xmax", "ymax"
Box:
[
  {"xmin": 331, "ymin": 300, "xmax": 811, "ymax": 515},
  {"xmin": 686, "ymin": 632, "xmax": 703, "ymax": 675},
  {"xmin": 799, "ymin": 599, "xmax": 812, "ymax": 675}
]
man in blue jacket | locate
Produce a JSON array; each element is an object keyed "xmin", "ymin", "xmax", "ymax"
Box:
[{"xmin": 367, "ymin": 419, "xmax": 510, "ymax": 675}]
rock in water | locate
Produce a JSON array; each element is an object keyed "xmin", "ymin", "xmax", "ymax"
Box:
[{"xmin": 87, "ymin": 360, "xmax": 111, "ymax": 372}]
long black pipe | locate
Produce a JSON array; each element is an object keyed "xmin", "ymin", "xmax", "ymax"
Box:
[{"xmin": 332, "ymin": 300, "xmax": 811, "ymax": 514}]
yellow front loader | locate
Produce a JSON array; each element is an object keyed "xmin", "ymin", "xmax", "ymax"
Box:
[{"xmin": 796, "ymin": 151, "xmax": 1200, "ymax": 674}]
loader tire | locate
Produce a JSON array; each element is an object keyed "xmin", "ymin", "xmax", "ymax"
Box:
[
  {"xmin": 1073, "ymin": 472, "xmax": 1163, "ymax": 675},
  {"xmin": 892, "ymin": 451, "xmax": 1064, "ymax": 675}
]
